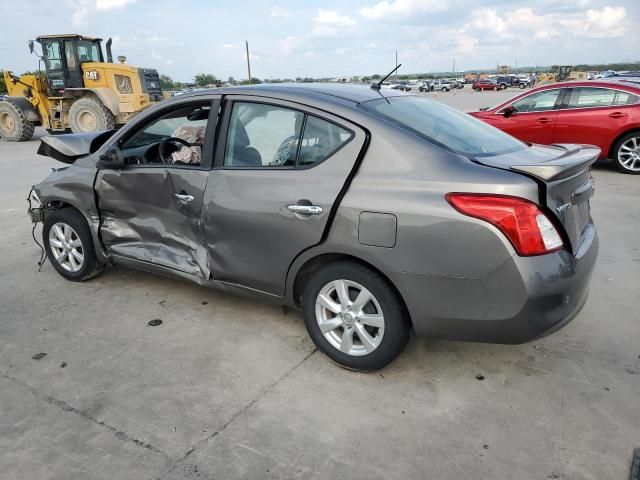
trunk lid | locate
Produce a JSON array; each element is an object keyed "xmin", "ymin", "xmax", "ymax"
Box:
[{"xmin": 474, "ymin": 143, "xmax": 599, "ymax": 255}]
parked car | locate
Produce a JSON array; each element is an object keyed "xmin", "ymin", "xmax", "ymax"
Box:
[
  {"xmin": 390, "ymin": 83, "xmax": 412, "ymax": 91},
  {"xmin": 472, "ymin": 78, "xmax": 498, "ymax": 91},
  {"xmin": 469, "ymin": 80, "xmax": 640, "ymax": 173},
  {"xmin": 495, "ymin": 76, "xmax": 517, "ymax": 90},
  {"xmin": 29, "ymin": 84, "xmax": 598, "ymax": 370},
  {"xmin": 449, "ymin": 79, "xmax": 465, "ymax": 89},
  {"xmin": 418, "ymin": 80, "xmax": 434, "ymax": 92},
  {"xmin": 431, "ymin": 79, "xmax": 452, "ymax": 91}
]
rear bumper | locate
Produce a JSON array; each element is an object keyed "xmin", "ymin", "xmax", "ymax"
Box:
[{"xmin": 388, "ymin": 224, "xmax": 598, "ymax": 344}]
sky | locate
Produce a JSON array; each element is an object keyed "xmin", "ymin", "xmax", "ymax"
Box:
[{"xmin": 0, "ymin": 0, "xmax": 638, "ymax": 82}]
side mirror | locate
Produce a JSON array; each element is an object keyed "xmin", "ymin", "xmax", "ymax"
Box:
[
  {"xmin": 96, "ymin": 147, "xmax": 125, "ymax": 170},
  {"xmin": 502, "ymin": 106, "xmax": 515, "ymax": 118}
]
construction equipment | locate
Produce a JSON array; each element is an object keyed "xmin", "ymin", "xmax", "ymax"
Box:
[
  {"xmin": 0, "ymin": 34, "xmax": 164, "ymax": 141},
  {"xmin": 535, "ymin": 66, "xmax": 589, "ymax": 86}
]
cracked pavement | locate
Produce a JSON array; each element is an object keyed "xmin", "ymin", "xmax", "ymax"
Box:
[{"xmin": 1, "ymin": 89, "xmax": 639, "ymax": 479}]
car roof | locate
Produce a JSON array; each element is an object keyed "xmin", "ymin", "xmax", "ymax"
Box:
[
  {"xmin": 177, "ymin": 83, "xmax": 408, "ymax": 104},
  {"xmin": 534, "ymin": 79, "xmax": 640, "ymax": 92}
]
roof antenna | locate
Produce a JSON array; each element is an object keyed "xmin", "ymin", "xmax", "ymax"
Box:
[{"xmin": 371, "ymin": 64, "xmax": 402, "ymax": 90}]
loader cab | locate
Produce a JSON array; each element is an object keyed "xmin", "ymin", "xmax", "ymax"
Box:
[{"xmin": 36, "ymin": 35, "xmax": 104, "ymax": 97}]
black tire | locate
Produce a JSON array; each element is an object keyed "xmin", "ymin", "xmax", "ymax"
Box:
[
  {"xmin": 0, "ymin": 100, "xmax": 35, "ymax": 141},
  {"xmin": 519, "ymin": 83, "xmax": 526, "ymax": 89},
  {"xmin": 612, "ymin": 131, "xmax": 640, "ymax": 174},
  {"xmin": 43, "ymin": 208, "xmax": 104, "ymax": 281},
  {"xmin": 69, "ymin": 96, "xmax": 115, "ymax": 134},
  {"xmin": 302, "ymin": 261, "xmax": 410, "ymax": 371}
]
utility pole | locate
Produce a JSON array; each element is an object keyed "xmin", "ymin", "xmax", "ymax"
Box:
[
  {"xmin": 452, "ymin": 57, "xmax": 456, "ymax": 74},
  {"xmin": 245, "ymin": 40, "xmax": 251, "ymax": 83},
  {"xmin": 395, "ymin": 50, "xmax": 398, "ymax": 81}
]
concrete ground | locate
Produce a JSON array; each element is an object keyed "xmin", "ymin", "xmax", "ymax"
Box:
[{"xmin": 1, "ymin": 87, "xmax": 639, "ymax": 480}]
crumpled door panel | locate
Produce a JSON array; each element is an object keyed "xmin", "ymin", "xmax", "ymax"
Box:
[{"xmin": 96, "ymin": 167, "xmax": 210, "ymax": 278}]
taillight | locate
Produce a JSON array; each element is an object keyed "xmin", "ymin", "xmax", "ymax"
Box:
[{"xmin": 446, "ymin": 193, "xmax": 564, "ymax": 256}]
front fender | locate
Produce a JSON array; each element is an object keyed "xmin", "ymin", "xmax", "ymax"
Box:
[{"xmin": 33, "ymin": 164, "xmax": 107, "ymax": 263}]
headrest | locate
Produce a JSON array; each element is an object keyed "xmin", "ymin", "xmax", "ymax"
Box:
[{"xmin": 233, "ymin": 119, "xmax": 251, "ymax": 149}]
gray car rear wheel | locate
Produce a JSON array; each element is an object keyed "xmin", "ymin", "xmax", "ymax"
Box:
[{"xmin": 302, "ymin": 262, "xmax": 410, "ymax": 371}]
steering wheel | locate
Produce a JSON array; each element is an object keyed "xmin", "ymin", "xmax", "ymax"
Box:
[{"xmin": 159, "ymin": 137, "xmax": 192, "ymax": 164}]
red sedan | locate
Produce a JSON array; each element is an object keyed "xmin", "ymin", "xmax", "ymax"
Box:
[
  {"xmin": 472, "ymin": 78, "xmax": 498, "ymax": 91},
  {"xmin": 469, "ymin": 79, "xmax": 640, "ymax": 173}
]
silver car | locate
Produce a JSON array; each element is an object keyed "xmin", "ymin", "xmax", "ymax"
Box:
[{"xmin": 29, "ymin": 84, "xmax": 598, "ymax": 370}]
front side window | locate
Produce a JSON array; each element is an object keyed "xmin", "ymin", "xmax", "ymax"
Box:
[
  {"xmin": 43, "ymin": 40, "xmax": 62, "ymax": 70},
  {"xmin": 511, "ymin": 89, "xmax": 562, "ymax": 113},
  {"xmin": 223, "ymin": 102, "xmax": 352, "ymax": 168},
  {"xmin": 64, "ymin": 41, "xmax": 77, "ymax": 69},
  {"xmin": 360, "ymin": 96, "xmax": 525, "ymax": 157},
  {"xmin": 121, "ymin": 103, "xmax": 211, "ymax": 166},
  {"xmin": 567, "ymin": 88, "xmax": 615, "ymax": 108}
]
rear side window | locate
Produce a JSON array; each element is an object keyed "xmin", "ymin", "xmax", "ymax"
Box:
[
  {"xmin": 512, "ymin": 89, "xmax": 562, "ymax": 112},
  {"xmin": 613, "ymin": 91, "xmax": 639, "ymax": 105},
  {"xmin": 360, "ymin": 96, "xmax": 525, "ymax": 157},
  {"xmin": 299, "ymin": 116, "xmax": 352, "ymax": 166},
  {"xmin": 224, "ymin": 102, "xmax": 352, "ymax": 168},
  {"xmin": 567, "ymin": 88, "xmax": 615, "ymax": 108}
]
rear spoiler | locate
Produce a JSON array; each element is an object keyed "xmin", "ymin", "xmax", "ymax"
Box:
[
  {"xmin": 510, "ymin": 144, "xmax": 599, "ymax": 181},
  {"xmin": 37, "ymin": 130, "xmax": 117, "ymax": 164}
]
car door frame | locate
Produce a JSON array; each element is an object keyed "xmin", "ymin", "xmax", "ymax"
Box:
[
  {"xmin": 94, "ymin": 94, "xmax": 221, "ymax": 279},
  {"xmin": 493, "ymin": 87, "xmax": 567, "ymax": 144},
  {"xmin": 551, "ymin": 85, "xmax": 639, "ymax": 155},
  {"xmin": 203, "ymin": 93, "xmax": 369, "ymax": 296}
]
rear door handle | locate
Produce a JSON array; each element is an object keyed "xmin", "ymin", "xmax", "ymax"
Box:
[
  {"xmin": 175, "ymin": 192, "xmax": 194, "ymax": 204},
  {"xmin": 536, "ymin": 118, "xmax": 552, "ymax": 124},
  {"xmin": 609, "ymin": 112, "xmax": 627, "ymax": 118},
  {"xmin": 287, "ymin": 204, "xmax": 323, "ymax": 215}
]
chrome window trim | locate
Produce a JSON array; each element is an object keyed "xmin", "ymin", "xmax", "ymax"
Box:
[
  {"xmin": 494, "ymin": 86, "xmax": 640, "ymax": 115},
  {"xmin": 494, "ymin": 88, "xmax": 564, "ymax": 115}
]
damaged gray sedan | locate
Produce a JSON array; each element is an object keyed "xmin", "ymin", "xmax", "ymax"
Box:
[{"xmin": 29, "ymin": 84, "xmax": 598, "ymax": 370}]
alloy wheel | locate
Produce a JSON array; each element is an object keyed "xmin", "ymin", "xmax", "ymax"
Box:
[
  {"xmin": 315, "ymin": 279, "xmax": 385, "ymax": 356},
  {"xmin": 618, "ymin": 136, "xmax": 640, "ymax": 172},
  {"xmin": 48, "ymin": 222, "xmax": 84, "ymax": 272}
]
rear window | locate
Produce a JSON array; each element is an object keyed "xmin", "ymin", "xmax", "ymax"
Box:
[{"xmin": 360, "ymin": 96, "xmax": 526, "ymax": 157}]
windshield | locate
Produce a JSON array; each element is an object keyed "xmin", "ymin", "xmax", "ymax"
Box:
[{"xmin": 360, "ymin": 96, "xmax": 526, "ymax": 157}]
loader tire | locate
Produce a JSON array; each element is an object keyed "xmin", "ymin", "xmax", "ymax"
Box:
[
  {"xmin": 69, "ymin": 96, "xmax": 115, "ymax": 134},
  {"xmin": 0, "ymin": 100, "xmax": 35, "ymax": 142}
]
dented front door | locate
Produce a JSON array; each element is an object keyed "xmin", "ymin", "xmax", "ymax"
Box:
[
  {"xmin": 96, "ymin": 167, "xmax": 210, "ymax": 277},
  {"xmin": 94, "ymin": 98, "xmax": 218, "ymax": 278}
]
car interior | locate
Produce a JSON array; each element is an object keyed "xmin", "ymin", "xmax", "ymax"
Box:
[{"xmin": 119, "ymin": 104, "xmax": 210, "ymax": 167}]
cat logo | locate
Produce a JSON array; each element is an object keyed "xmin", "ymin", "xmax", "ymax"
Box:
[{"xmin": 85, "ymin": 71, "xmax": 100, "ymax": 81}]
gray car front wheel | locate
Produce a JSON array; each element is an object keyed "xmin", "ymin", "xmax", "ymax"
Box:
[
  {"xmin": 302, "ymin": 262, "xmax": 410, "ymax": 371},
  {"xmin": 43, "ymin": 208, "xmax": 104, "ymax": 281}
]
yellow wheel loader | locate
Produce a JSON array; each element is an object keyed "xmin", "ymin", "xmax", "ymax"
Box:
[
  {"xmin": 0, "ymin": 34, "xmax": 164, "ymax": 141},
  {"xmin": 535, "ymin": 66, "xmax": 589, "ymax": 86}
]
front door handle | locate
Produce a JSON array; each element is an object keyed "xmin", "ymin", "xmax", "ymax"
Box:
[
  {"xmin": 175, "ymin": 192, "xmax": 194, "ymax": 204},
  {"xmin": 287, "ymin": 204, "xmax": 323, "ymax": 215},
  {"xmin": 536, "ymin": 117, "xmax": 552, "ymax": 124},
  {"xmin": 609, "ymin": 112, "xmax": 627, "ymax": 118}
]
